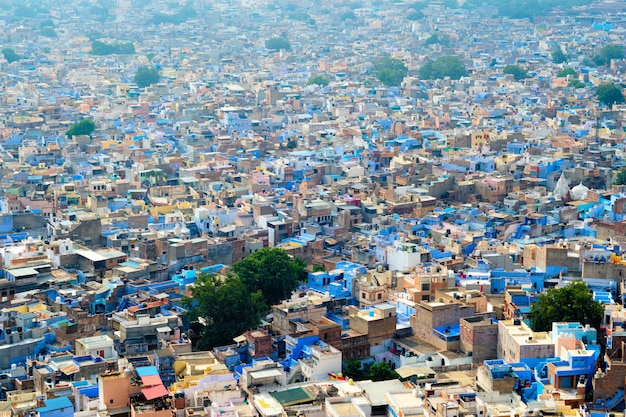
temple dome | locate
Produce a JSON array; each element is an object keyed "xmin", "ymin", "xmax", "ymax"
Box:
[{"xmin": 570, "ymin": 182, "xmax": 589, "ymax": 200}]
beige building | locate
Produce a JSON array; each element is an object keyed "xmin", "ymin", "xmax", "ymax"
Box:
[
  {"xmin": 349, "ymin": 303, "xmax": 397, "ymax": 353},
  {"xmin": 497, "ymin": 319, "xmax": 554, "ymax": 364},
  {"xmin": 411, "ymin": 301, "xmax": 475, "ymax": 350}
]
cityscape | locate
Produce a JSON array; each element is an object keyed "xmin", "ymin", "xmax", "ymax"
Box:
[{"xmin": 0, "ymin": 1, "xmax": 626, "ymax": 417}]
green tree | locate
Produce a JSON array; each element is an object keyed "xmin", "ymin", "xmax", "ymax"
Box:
[
  {"xmin": 372, "ymin": 57, "xmax": 408, "ymax": 86},
  {"xmin": 231, "ymin": 248, "xmax": 303, "ymax": 306},
  {"xmin": 407, "ymin": 10, "xmax": 424, "ymax": 20},
  {"xmin": 39, "ymin": 19, "xmax": 54, "ymax": 28},
  {"xmin": 66, "ymin": 118, "xmax": 95, "ymax": 138},
  {"xmin": 343, "ymin": 360, "xmax": 366, "ymax": 381},
  {"xmin": 592, "ymin": 44, "xmax": 624, "ymax": 66},
  {"xmin": 425, "ymin": 33, "xmax": 451, "ymax": 47},
  {"xmin": 597, "ymin": 82, "xmax": 625, "ymax": 106},
  {"xmin": 312, "ymin": 265, "xmax": 325, "ymax": 272},
  {"xmin": 134, "ymin": 66, "xmax": 160, "ymax": 88},
  {"xmin": 581, "ymin": 57, "xmax": 594, "ymax": 67},
  {"xmin": 306, "ymin": 75, "xmax": 330, "ymax": 86},
  {"xmin": 530, "ymin": 281, "xmax": 604, "ymax": 332},
  {"xmin": 286, "ymin": 139, "xmax": 298, "ymax": 149},
  {"xmin": 615, "ymin": 169, "xmax": 626, "ymax": 186},
  {"xmin": 40, "ymin": 27, "xmax": 57, "ymax": 38},
  {"xmin": 568, "ymin": 79, "xmax": 586, "ymax": 89},
  {"xmin": 503, "ymin": 64, "xmax": 528, "ymax": 81},
  {"xmin": 86, "ymin": 30, "xmax": 103, "ymax": 41},
  {"xmin": 90, "ymin": 5, "xmax": 110, "ymax": 22},
  {"xmin": 367, "ymin": 362, "xmax": 400, "ymax": 381},
  {"xmin": 419, "ymin": 55, "xmax": 467, "ymax": 80},
  {"xmin": 91, "ymin": 41, "xmax": 135, "ymax": 55},
  {"xmin": 557, "ymin": 67, "xmax": 577, "ymax": 78},
  {"xmin": 265, "ymin": 37, "xmax": 291, "ymax": 51},
  {"xmin": 2, "ymin": 48, "xmax": 20, "ymax": 63},
  {"xmin": 601, "ymin": 44, "xmax": 623, "ymax": 63},
  {"xmin": 183, "ymin": 273, "xmax": 266, "ymax": 349},
  {"xmin": 444, "ymin": 0, "xmax": 590, "ymax": 18},
  {"xmin": 552, "ymin": 48, "xmax": 568, "ymax": 64}
]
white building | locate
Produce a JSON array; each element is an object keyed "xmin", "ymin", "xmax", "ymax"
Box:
[
  {"xmin": 75, "ymin": 335, "xmax": 118, "ymax": 360},
  {"xmin": 300, "ymin": 343, "xmax": 342, "ymax": 382},
  {"xmin": 387, "ymin": 242, "xmax": 426, "ymax": 272}
]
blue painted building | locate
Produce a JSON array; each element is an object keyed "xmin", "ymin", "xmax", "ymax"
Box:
[{"xmin": 37, "ymin": 397, "xmax": 74, "ymax": 417}]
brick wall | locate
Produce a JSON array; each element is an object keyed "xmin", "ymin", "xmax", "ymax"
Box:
[{"xmin": 460, "ymin": 316, "xmax": 498, "ymax": 363}]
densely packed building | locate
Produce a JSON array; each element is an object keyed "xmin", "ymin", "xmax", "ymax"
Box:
[{"xmin": 1, "ymin": 0, "xmax": 626, "ymax": 416}]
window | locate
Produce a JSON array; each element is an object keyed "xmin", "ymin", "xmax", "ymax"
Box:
[
  {"xmin": 362, "ymin": 292, "xmax": 366, "ymax": 299},
  {"xmin": 377, "ymin": 293, "xmax": 382, "ymax": 300},
  {"xmin": 422, "ymin": 283, "xmax": 430, "ymax": 291}
]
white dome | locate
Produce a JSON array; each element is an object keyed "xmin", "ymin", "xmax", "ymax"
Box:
[
  {"xmin": 570, "ymin": 182, "xmax": 589, "ymax": 200},
  {"xmin": 554, "ymin": 173, "xmax": 569, "ymax": 200}
]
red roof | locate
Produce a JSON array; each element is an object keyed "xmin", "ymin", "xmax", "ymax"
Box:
[
  {"xmin": 142, "ymin": 384, "xmax": 169, "ymax": 400},
  {"xmin": 141, "ymin": 375, "xmax": 163, "ymax": 387}
]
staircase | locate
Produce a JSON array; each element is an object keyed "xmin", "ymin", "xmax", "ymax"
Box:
[
  {"xmin": 286, "ymin": 361, "xmax": 303, "ymax": 385},
  {"xmin": 604, "ymin": 387, "xmax": 625, "ymax": 410}
]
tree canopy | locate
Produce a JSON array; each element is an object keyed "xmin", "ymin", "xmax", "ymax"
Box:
[
  {"xmin": 89, "ymin": 5, "xmax": 111, "ymax": 22},
  {"xmin": 368, "ymin": 362, "xmax": 401, "ymax": 381},
  {"xmin": 592, "ymin": 44, "xmax": 624, "ymax": 66},
  {"xmin": 425, "ymin": 33, "xmax": 451, "ymax": 47},
  {"xmin": 615, "ymin": 169, "xmax": 626, "ymax": 186},
  {"xmin": 552, "ymin": 48, "xmax": 568, "ymax": 64},
  {"xmin": 40, "ymin": 27, "xmax": 57, "ymax": 38},
  {"xmin": 307, "ymin": 75, "xmax": 330, "ymax": 86},
  {"xmin": 568, "ymin": 79, "xmax": 586, "ymax": 89},
  {"xmin": 182, "ymin": 248, "xmax": 307, "ymax": 349},
  {"xmin": 460, "ymin": 0, "xmax": 592, "ymax": 20},
  {"xmin": 407, "ymin": 10, "xmax": 424, "ymax": 20},
  {"xmin": 149, "ymin": 5, "xmax": 196, "ymax": 25},
  {"xmin": 39, "ymin": 19, "xmax": 54, "ymax": 28},
  {"xmin": 343, "ymin": 360, "xmax": 366, "ymax": 381},
  {"xmin": 2, "ymin": 48, "xmax": 21, "ymax": 63},
  {"xmin": 530, "ymin": 281, "xmax": 604, "ymax": 332},
  {"xmin": 372, "ymin": 57, "xmax": 408, "ymax": 86},
  {"xmin": 230, "ymin": 247, "xmax": 304, "ymax": 306},
  {"xmin": 91, "ymin": 40, "xmax": 135, "ymax": 55},
  {"xmin": 343, "ymin": 360, "xmax": 400, "ymax": 382},
  {"xmin": 134, "ymin": 66, "xmax": 160, "ymax": 88},
  {"xmin": 66, "ymin": 118, "xmax": 95, "ymax": 138},
  {"xmin": 557, "ymin": 67, "xmax": 577, "ymax": 78},
  {"xmin": 183, "ymin": 273, "xmax": 266, "ymax": 350},
  {"xmin": 419, "ymin": 55, "xmax": 467, "ymax": 80},
  {"xmin": 596, "ymin": 82, "xmax": 625, "ymax": 106},
  {"xmin": 265, "ymin": 37, "xmax": 291, "ymax": 51},
  {"xmin": 503, "ymin": 64, "xmax": 528, "ymax": 81}
]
